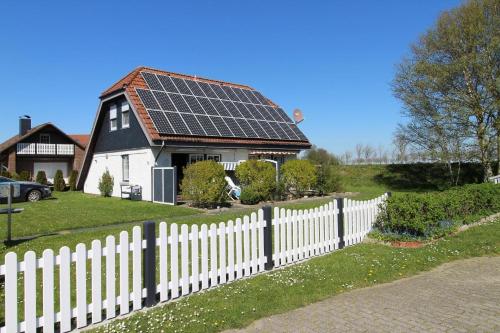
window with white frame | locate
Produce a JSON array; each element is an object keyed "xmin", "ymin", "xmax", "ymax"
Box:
[
  {"xmin": 189, "ymin": 154, "xmax": 204, "ymax": 164},
  {"xmin": 122, "ymin": 155, "xmax": 129, "ymax": 182},
  {"xmin": 206, "ymin": 154, "xmax": 221, "ymax": 162},
  {"xmin": 40, "ymin": 133, "xmax": 50, "ymax": 144},
  {"xmin": 121, "ymin": 101, "xmax": 130, "ymax": 129},
  {"xmin": 110, "ymin": 105, "xmax": 117, "ymax": 131}
]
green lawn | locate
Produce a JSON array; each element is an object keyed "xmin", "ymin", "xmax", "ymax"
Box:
[
  {"xmin": 0, "ymin": 192, "xmax": 199, "ymax": 240},
  {"xmin": 89, "ymin": 217, "xmax": 500, "ymax": 333}
]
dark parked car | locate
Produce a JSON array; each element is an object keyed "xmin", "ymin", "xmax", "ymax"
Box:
[{"xmin": 0, "ymin": 176, "xmax": 52, "ymax": 203}]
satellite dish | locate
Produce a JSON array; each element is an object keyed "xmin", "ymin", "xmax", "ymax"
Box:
[{"xmin": 293, "ymin": 108, "xmax": 304, "ymax": 124}]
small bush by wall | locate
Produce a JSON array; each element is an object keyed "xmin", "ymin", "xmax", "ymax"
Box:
[
  {"xmin": 98, "ymin": 170, "xmax": 114, "ymax": 197},
  {"xmin": 18, "ymin": 170, "xmax": 31, "ymax": 181},
  {"xmin": 69, "ymin": 170, "xmax": 78, "ymax": 191},
  {"xmin": 375, "ymin": 183, "xmax": 500, "ymax": 238},
  {"xmin": 235, "ymin": 160, "xmax": 276, "ymax": 203},
  {"xmin": 53, "ymin": 170, "xmax": 66, "ymax": 191},
  {"xmin": 0, "ymin": 170, "xmax": 11, "ymax": 178},
  {"xmin": 35, "ymin": 170, "xmax": 48, "ymax": 185},
  {"xmin": 281, "ymin": 159, "xmax": 317, "ymax": 198},
  {"xmin": 181, "ymin": 160, "xmax": 227, "ymax": 208}
]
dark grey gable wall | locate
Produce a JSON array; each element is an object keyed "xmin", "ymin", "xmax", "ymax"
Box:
[{"xmin": 94, "ymin": 96, "xmax": 150, "ymax": 153}]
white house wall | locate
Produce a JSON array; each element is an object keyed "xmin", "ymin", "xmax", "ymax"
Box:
[{"xmin": 84, "ymin": 148, "xmax": 155, "ymax": 201}]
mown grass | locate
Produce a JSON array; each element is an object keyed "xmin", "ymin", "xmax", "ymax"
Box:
[
  {"xmin": 0, "ymin": 192, "xmax": 199, "ymax": 239},
  {"xmin": 88, "ymin": 218, "xmax": 500, "ymax": 333}
]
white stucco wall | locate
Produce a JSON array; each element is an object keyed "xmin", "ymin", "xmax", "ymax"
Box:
[{"xmin": 84, "ymin": 148, "xmax": 155, "ymax": 201}]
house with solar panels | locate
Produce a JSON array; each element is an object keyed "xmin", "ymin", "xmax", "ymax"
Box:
[{"xmin": 77, "ymin": 67, "xmax": 311, "ymax": 204}]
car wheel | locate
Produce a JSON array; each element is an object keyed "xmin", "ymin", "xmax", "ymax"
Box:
[{"xmin": 27, "ymin": 190, "xmax": 42, "ymax": 202}]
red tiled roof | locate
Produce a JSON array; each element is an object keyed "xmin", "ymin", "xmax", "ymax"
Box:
[
  {"xmin": 101, "ymin": 66, "xmax": 310, "ymax": 148},
  {"xmin": 69, "ymin": 134, "xmax": 90, "ymax": 147}
]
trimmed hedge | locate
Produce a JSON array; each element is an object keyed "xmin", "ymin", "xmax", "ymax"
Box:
[
  {"xmin": 53, "ymin": 170, "xmax": 66, "ymax": 191},
  {"xmin": 181, "ymin": 160, "xmax": 227, "ymax": 208},
  {"xmin": 235, "ymin": 160, "xmax": 276, "ymax": 203},
  {"xmin": 69, "ymin": 170, "xmax": 78, "ymax": 191},
  {"xmin": 35, "ymin": 170, "xmax": 48, "ymax": 185},
  {"xmin": 98, "ymin": 170, "xmax": 114, "ymax": 197},
  {"xmin": 375, "ymin": 183, "xmax": 500, "ymax": 238},
  {"xmin": 281, "ymin": 159, "xmax": 317, "ymax": 198}
]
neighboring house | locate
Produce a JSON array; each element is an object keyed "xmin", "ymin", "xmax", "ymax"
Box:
[
  {"xmin": 0, "ymin": 117, "xmax": 89, "ymax": 182},
  {"xmin": 78, "ymin": 66, "xmax": 311, "ymax": 203}
]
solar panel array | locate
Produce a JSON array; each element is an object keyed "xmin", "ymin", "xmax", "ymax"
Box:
[{"xmin": 135, "ymin": 71, "xmax": 308, "ymax": 141}]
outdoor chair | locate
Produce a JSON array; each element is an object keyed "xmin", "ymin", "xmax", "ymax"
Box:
[{"xmin": 224, "ymin": 176, "xmax": 241, "ymax": 200}]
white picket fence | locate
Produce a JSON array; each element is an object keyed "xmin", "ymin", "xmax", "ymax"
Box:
[{"xmin": 0, "ymin": 194, "xmax": 387, "ymax": 332}]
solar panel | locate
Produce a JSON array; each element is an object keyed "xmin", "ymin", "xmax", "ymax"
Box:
[
  {"xmin": 136, "ymin": 89, "xmax": 161, "ymax": 109},
  {"xmin": 153, "ymin": 91, "xmax": 176, "ymax": 111},
  {"xmin": 197, "ymin": 97, "xmax": 219, "ymax": 116},
  {"xmin": 269, "ymin": 122, "xmax": 288, "ymax": 139},
  {"xmin": 233, "ymin": 87, "xmax": 251, "ymax": 103},
  {"xmin": 245, "ymin": 104, "xmax": 265, "ymax": 120},
  {"xmin": 183, "ymin": 95, "xmax": 205, "ymax": 114},
  {"xmin": 197, "ymin": 81, "xmax": 218, "ymax": 98},
  {"xmin": 181, "ymin": 113, "xmax": 207, "ymax": 136},
  {"xmin": 164, "ymin": 111, "xmax": 191, "ymax": 135},
  {"xmin": 236, "ymin": 118, "xmax": 258, "ymax": 137},
  {"xmin": 289, "ymin": 123, "xmax": 308, "ymax": 141},
  {"xmin": 278, "ymin": 122, "xmax": 298, "ymax": 140},
  {"xmin": 222, "ymin": 100, "xmax": 244, "ymax": 118},
  {"xmin": 157, "ymin": 75, "xmax": 179, "ymax": 93},
  {"xmin": 243, "ymin": 89, "xmax": 260, "ymax": 104},
  {"xmin": 234, "ymin": 102, "xmax": 254, "ymax": 119},
  {"xmin": 196, "ymin": 115, "xmax": 220, "ymax": 136},
  {"xmin": 255, "ymin": 105, "xmax": 274, "ymax": 121},
  {"xmin": 138, "ymin": 71, "xmax": 308, "ymax": 142},
  {"xmin": 210, "ymin": 99, "xmax": 231, "ymax": 117},
  {"xmin": 168, "ymin": 93, "xmax": 192, "ymax": 113},
  {"xmin": 170, "ymin": 77, "xmax": 192, "ymax": 95},
  {"xmin": 247, "ymin": 119, "xmax": 269, "ymax": 138},
  {"xmin": 253, "ymin": 91, "xmax": 270, "ymax": 105},
  {"xmin": 258, "ymin": 120, "xmax": 280, "ymax": 139},
  {"xmin": 185, "ymin": 80, "xmax": 205, "ymax": 97},
  {"xmin": 148, "ymin": 110, "xmax": 175, "ymax": 134},
  {"xmin": 209, "ymin": 84, "xmax": 229, "ymax": 100},
  {"xmin": 142, "ymin": 72, "xmax": 164, "ymax": 91},
  {"xmin": 221, "ymin": 86, "xmax": 240, "ymax": 101},
  {"xmin": 222, "ymin": 117, "xmax": 246, "ymax": 138},
  {"xmin": 210, "ymin": 116, "xmax": 234, "ymax": 137},
  {"xmin": 265, "ymin": 106, "xmax": 283, "ymax": 122},
  {"xmin": 275, "ymin": 107, "xmax": 293, "ymax": 123}
]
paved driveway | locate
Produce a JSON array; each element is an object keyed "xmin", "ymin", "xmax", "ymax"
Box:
[{"xmin": 224, "ymin": 256, "xmax": 500, "ymax": 333}]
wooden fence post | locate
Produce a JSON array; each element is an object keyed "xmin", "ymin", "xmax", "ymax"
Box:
[
  {"xmin": 143, "ymin": 221, "xmax": 156, "ymax": 307},
  {"xmin": 263, "ymin": 205, "xmax": 274, "ymax": 270},
  {"xmin": 336, "ymin": 198, "xmax": 345, "ymax": 249}
]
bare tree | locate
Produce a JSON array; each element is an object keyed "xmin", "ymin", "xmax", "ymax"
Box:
[
  {"xmin": 355, "ymin": 144, "xmax": 363, "ymax": 164},
  {"xmin": 363, "ymin": 144, "xmax": 375, "ymax": 164}
]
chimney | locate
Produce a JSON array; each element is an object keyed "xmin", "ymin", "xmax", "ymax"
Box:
[{"xmin": 19, "ymin": 115, "xmax": 31, "ymax": 136}]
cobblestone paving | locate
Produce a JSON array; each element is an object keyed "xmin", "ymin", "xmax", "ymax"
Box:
[{"xmin": 224, "ymin": 257, "xmax": 500, "ymax": 333}]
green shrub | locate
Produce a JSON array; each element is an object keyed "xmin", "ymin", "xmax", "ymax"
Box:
[
  {"xmin": 181, "ymin": 160, "xmax": 227, "ymax": 208},
  {"xmin": 281, "ymin": 159, "xmax": 317, "ymax": 198},
  {"xmin": 0, "ymin": 170, "xmax": 12, "ymax": 178},
  {"xmin": 98, "ymin": 170, "xmax": 114, "ymax": 197},
  {"xmin": 10, "ymin": 172, "xmax": 20, "ymax": 180},
  {"xmin": 35, "ymin": 170, "xmax": 48, "ymax": 185},
  {"xmin": 239, "ymin": 187, "xmax": 264, "ymax": 205},
  {"xmin": 375, "ymin": 183, "xmax": 500, "ymax": 238},
  {"xmin": 18, "ymin": 170, "xmax": 31, "ymax": 181},
  {"xmin": 53, "ymin": 170, "xmax": 66, "ymax": 191},
  {"xmin": 68, "ymin": 170, "xmax": 78, "ymax": 191},
  {"xmin": 235, "ymin": 160, "xmax": 276, "ymax": 203},
  {"xmin": 315, "ymin": 165, "xmax": 343, "ymax": 195}
]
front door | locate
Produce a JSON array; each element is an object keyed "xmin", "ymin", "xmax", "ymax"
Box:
[
  {"xmin": 152, "ymin": 167, "xmax": 177, "ymax": 205},
  {"xmin": 171, "ymin": 153, "xmax": 189, "ymax": 190}
]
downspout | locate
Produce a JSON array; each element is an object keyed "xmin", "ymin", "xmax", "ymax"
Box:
[{"xmin": 154, "ymin": 141, "xmax": 166, "ymax": 165}]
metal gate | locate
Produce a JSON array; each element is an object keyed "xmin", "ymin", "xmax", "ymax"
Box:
[{"xmin": 152, "ymin": 166, "xmax": 177, "ymax": 205}]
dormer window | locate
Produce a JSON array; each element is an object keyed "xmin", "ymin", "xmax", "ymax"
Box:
[
  {"xmin": 40, "ymin": 133, "xmax": 50, "ymax": 144},
  {"xmin": 110, "ymin": 105, "xmax": 117, "ymax": 131},
  {"xmin": 121, "ymin": 101, "xmax": 130, "ymax": 129}
]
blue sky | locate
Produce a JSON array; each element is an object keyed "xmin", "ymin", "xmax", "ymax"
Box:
[{"xmin": 0, "ymin": 0, "xmax": 461, "ymax": 155}]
